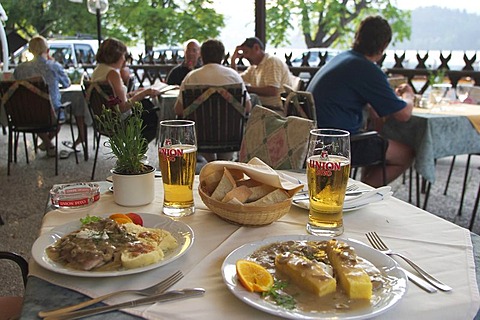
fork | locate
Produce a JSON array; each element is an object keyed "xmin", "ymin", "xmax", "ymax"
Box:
[
  {"xmin": 346, "ymin": 184, "xmax": 359, "ymax": 192},
  {"xmin": 365, "ymin": 232, "xmax": 452, "ymax": 292},
  {"xmin": 38, "ymin": 270, "xmax": 184, "ymax": 318}
]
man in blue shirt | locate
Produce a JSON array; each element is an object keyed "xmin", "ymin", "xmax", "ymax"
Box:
[
  {"xmin": 14, "ymin": 35, "xmax": 71, "ymax": 156},
  {"xmin": 307, "ymin": 16, "xmax": 414, "ymax": 187}
]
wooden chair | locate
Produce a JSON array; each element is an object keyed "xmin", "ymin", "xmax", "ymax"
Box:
[
  {"xmin": 0, "ymin": 78, "xmax": 76, "ymax": 175},
  {"xmin": 82, "ymin": 80, "xmax": 115, "ymax": 180},
  {"xmin": 0, "ymin": 251, "xmax": 28, "ymax": 320},
  {"xmin": 182, "ymin": 84, "xmax": 247, "ymax": 154}
]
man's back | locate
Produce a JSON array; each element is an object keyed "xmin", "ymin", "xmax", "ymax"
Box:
[{"xmin": 14, "ymin": 57, "xmax": 70, "ymax": 110}]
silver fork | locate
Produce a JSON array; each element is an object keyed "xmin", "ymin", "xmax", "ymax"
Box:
[
  {"xmin": 346, "ymin": 184, "xmax": 359, "ymax": 192},
  {"xmin": 38, "ymin": 270, "xmax": 184, "ymax": 318},
  {"xmin": 365, "ymin": 232, "xmax": 452, "ymax": 291}
]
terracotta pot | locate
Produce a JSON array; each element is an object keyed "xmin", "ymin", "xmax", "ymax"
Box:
[{"xmin": 111, "ymin": 165, "xmax": 155, "ymax": 206}]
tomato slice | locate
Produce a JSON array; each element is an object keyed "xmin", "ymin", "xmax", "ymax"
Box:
[{"xmin": 126, "ymin": 213, "xmax": 143, "ymax": 226}]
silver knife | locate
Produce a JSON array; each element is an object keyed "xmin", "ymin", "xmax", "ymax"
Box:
[
  {"xmin": 401, "ymin": 268, "xmax": 437, "ymax": 293},
  {"xmin": 44, "ymin": 288, "xmax": 205, "ymax": 320}
]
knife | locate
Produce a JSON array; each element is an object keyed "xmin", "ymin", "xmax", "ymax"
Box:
[
  {"xmin": 401, "ymin": 268, "xmax": 437, "ymax": 293},
  {"xmin": 43, "ymin": 288, "xmax": 206, "ymax": 320}
]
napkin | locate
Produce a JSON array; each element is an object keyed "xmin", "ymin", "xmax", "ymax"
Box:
[
  {"xmin": 199, "ymin": 157, "xmax": 304, "ymax": 196},
  {"xmin": 293, "ymin": 186, "xmax": 392, "ymax": 211}
]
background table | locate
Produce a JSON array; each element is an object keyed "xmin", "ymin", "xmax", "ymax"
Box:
[{"xmin": 383, "ymin": 105, "xmax": 480, "ymax": 183}]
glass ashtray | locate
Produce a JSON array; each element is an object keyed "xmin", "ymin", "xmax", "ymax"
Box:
[{"xmin": 50, "ymin": 183, "xmax": 100, "ymax": 208}]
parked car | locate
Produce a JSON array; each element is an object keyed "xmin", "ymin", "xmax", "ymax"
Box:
[{"xmin": 290, "ymin": 48, "xmax": 342, "ymax": 67}]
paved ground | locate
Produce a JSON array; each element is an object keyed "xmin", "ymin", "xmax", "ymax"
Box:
[{"xmin": 1, "ymin": 125, "xmax": 479, "ymax": 297}]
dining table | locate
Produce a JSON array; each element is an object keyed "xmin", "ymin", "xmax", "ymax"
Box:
[
  {"xmin": 382, "ymin": 102, "xmax": 480, "ymax": 184},
  {"xmin": 21, "ymin": 172, "xmax": 480, "ymax": 319}
]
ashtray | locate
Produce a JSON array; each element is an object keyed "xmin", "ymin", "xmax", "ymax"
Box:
[{"xmin": 50, "ymin": 183, "xmax": 100, "ymax": 208}]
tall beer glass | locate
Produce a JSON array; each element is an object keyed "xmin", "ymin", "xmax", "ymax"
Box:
[
  {"xmin": 158, "ymin": 120, "xmax": 197, "ymax": 217},
  {"xmin": 306, "ymin": 129, "xmax": 350, "ymax": 236}
]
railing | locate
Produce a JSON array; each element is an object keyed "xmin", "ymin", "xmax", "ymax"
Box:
[{"xmin": 58, "ymin": 50, "xmax": 480, "ymax": 94}]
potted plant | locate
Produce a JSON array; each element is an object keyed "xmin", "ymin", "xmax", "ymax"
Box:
[{"xmin": 95, "ymin": 101, "xmax": 155, "ymax": 206}]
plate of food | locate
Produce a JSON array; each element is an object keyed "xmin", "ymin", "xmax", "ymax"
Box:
[
  {"xmin": 32, "ymin": 213, "xmax": 194, "ymax": 277},
  {"xmin": 222, "ymin": 235, "xmax": 407, "ymax": 319}
]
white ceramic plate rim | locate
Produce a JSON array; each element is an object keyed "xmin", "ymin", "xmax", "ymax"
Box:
[
  {"xmin": 32, "ymin": 213, "xmax": 194, "ymax": 277},
  {"xmin": 221, "ymin": 234, "xmax": 407, "ymax": 320}
]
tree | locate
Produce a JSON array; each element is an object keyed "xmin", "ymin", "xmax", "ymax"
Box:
[
  {"xmin": 1, "ymin": 0, "xmax": 224, "ymax": 52},
  {"xmin": 266, "ymin": 0, "xmax": 411, "ymax": 48},
  {"xmin": 108, "ymin": 0, "xmax": 224, "ymax": 52}
]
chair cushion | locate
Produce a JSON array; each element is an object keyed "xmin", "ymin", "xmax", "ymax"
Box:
[{"xmin": 239, "ymin": 105, "xmax": 315, "ymax": 170}]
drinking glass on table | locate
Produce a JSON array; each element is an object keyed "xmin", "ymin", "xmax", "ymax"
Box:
[
  {"xmin": 306, "ymin": 129, "xmax": 351, "ymax": 236},
  {"xmin": 456, "ymin": 84, "xmax": 473, "ymax": 103},
  {"xmin": 158, "ymin": 120, "xmax": 197, "ymax": 217},
  {"xmin": 430, "ymin": 83, "xmax": 452, "ymax": 107}
]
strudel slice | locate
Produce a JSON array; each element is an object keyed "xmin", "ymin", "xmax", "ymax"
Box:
[
  {"xmin": 275, "ymin": 252, "xmax": 336, "ymax": 297},
  {"xmin": 326, "ymin": 239, "xmax": 372, "ymax": 299}
]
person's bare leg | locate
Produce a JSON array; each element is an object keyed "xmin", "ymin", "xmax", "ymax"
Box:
[
  {"xmin": 74, "ymin": 115, "xmax": 86, "ymax": 147},
  {"xmin": 37, "ymin": 133, "xmax": 54, "ymax": 148},
  {"xmin": 362, "ymin": 140, "xmax": 414, "ymax": 187}
]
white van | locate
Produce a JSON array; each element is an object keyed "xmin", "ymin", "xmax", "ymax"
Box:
[
  {"xmin": 12, "ymin": 38, "xmax": 98, "ymax": 67},
  {"xmin": 47, "ymin": 39, "xmax": 98, "ymax": 67}
]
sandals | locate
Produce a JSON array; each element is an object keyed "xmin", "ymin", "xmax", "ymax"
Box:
[{"xmin": 62, "ymin": 141, "xmax": 80, "ymax": 152}]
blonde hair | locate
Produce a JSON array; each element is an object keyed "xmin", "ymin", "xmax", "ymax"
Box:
[{"xmin": 29, "ymin": 36, "xmax": 49, "ymax": 56}]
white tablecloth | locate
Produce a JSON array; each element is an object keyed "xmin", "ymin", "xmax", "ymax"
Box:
[{"xmin": 30, "ymin": 175, "xmax": 480, "ymax": 319}]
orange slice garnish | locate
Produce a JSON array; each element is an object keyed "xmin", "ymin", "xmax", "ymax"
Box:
[
  {"xmin": 236, "ymin": 259, "xmax": 273, "ymax": 292},
  {"xmin": 109, "ymin": 213, "xmax": 133, "ymax": 224}
]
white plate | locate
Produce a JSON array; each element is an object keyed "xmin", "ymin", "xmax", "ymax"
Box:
[
  {"xmin": 32, "ymin": 213, "xmax": 194, "ymax": 277},
  {"xmin": 222, "ymin": 235, "xmax": 407, "ymax": 319}
]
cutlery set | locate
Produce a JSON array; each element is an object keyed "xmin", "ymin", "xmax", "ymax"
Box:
[
  {"xmin": 366, "ymin": 231, "xmax": 452, "ymax": 293},
  {"xmin": 38, "ymin": 271, "xmax": 205, "ymax": 319}
]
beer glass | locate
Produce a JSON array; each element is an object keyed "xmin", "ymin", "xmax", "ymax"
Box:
[
  {"xmin": 306, "ymin": 129, "xmax": 350, "ymax": 236},
  {"xmin": 158, "ymin": 120, "xmax": 197, "ymax": 217}
]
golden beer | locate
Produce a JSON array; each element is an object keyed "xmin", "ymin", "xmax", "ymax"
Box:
[
  {"xmin": 307, "ymin": 154, "xmax": 351, "ymax": 236},
  {"xmin": 158, "ymin": 144, "xmax": 197, "ymax": 216}
]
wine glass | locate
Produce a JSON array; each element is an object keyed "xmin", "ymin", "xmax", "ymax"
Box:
[
  {"xmin": 430, "ymin": 83, "xmax": 452, "ymax": 107},
  {"xmin": 456, "ymin": 84, "xmax": 473, "ymax": 103}
]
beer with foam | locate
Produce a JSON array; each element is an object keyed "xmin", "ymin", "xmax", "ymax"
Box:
[{"xmin": 158, "ymin": 120, "xmax": 197, "ymax": 217}]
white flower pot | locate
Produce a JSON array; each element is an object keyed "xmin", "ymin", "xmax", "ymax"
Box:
[{"xmin": 111, "ymin": 165, "xmax": 155, "ymax": 206}]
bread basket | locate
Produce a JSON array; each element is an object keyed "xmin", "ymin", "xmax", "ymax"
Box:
[
  {"xmin": 198, "ymin": 158, "xmax": 305, "ymax": 226},
  {"xmin": 199, "ymin": 185, "xmax": 292, "ymax": 226}
]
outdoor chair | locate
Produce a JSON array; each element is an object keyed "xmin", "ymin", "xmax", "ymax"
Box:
[
  {"xmin": 239, "ymin": 105, "xmax": 315, "ymax": 170},
  {"xmin": 0, "ymin": 78, "xmax": 76, "ymax": 176},
  {"xmin": 282, "ymin": 84, "xmax": 317, "ymax": 125},
  {"xmin": 182, "ymin": 84, "xmax": 247, "ymax": 155},
  {"xmin": 0, "ymin": 251, "xmax": 29, "ymax": 320},
  {"xmin": 350, "ymin": 131, "xmax": 389, "ymax": 186},
  {"xmin": 82, "ymin": 80, "xmax": 115, "ymax": 180}
]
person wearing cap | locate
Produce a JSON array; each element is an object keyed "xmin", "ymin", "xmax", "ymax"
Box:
[
  {"xmin": 231, "ymin": 37, "xmax": 292, "ymax": 115},
  {"xmin": 306, "ymin": 16, "xmax": 415, "ymax": 187},
  {"xmin": 174, "ymin": 39, "xmax": 251, "ymax": 161},
  {"xmin": 166, "ymin": 39, "xmax": 202, "ymax": 85},
  {"xmin": 13, "ymin": 35, "xmax": 71, "ymax": 157}
]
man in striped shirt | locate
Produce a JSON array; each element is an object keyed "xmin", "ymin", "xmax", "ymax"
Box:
[{"xmin": 231, "ymin": 37, "xmax": 293, "ymax": 115}]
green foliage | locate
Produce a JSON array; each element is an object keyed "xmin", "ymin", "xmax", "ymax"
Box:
[
  {"xmin": 428, "ymin": 68, "xmax": 447, "ymax": 85},
  {"xmin": 95, "ymin": 102, "xmax": 149, "ymax": 175},
  {"xmin": 1, "ymin": 0, "xmax": 224, "ymax": 50},
  {"xmin": 266, "ymin": 0, "xmax": 411, "ymax": 49}
]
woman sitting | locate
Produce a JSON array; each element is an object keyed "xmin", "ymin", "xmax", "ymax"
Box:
[{"xmin": 91, "ymin": 38, "xmax": 161, "ymax": 143}]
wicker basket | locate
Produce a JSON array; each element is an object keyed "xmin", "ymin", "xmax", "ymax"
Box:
[{"xmin": 198, "ymin": 185, "xmax": 292, "ymax": 226}]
